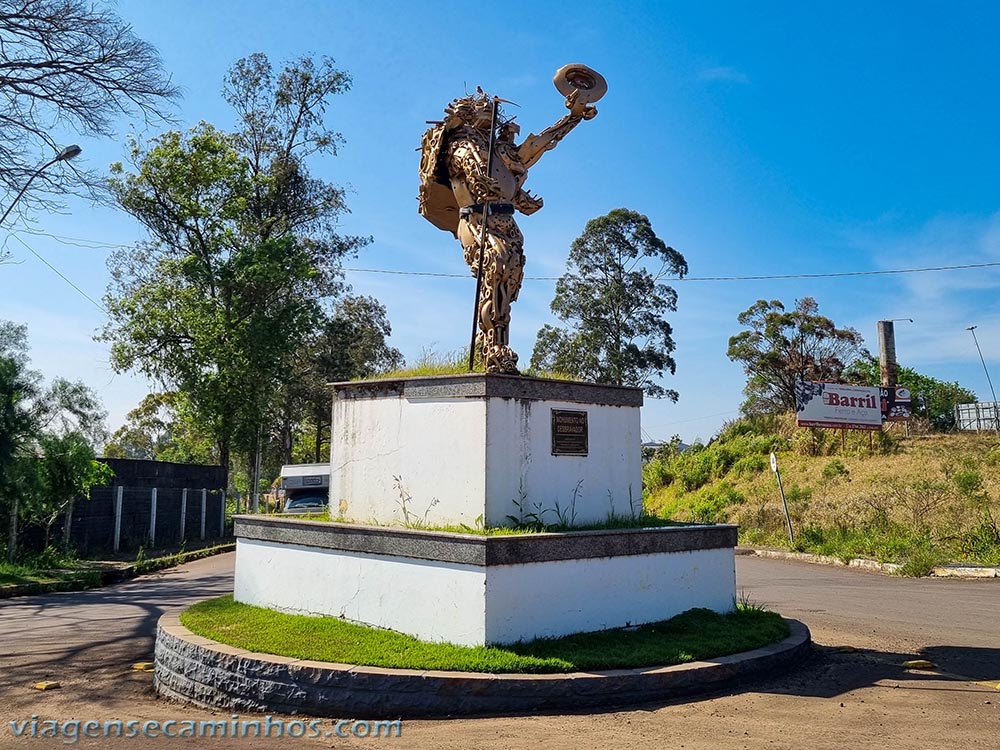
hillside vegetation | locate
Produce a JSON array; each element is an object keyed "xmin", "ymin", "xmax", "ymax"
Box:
[{"xmin": 644, "ymin": 415, "xmax": 1000, "ymax": 574}]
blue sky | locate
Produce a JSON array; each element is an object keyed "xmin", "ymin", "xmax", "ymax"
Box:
[{"xmin": 2, "ymin": 0, "xmax": 999, "ymax": 444}]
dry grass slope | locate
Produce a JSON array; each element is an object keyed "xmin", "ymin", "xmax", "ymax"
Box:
[{"xmin": 645, "ymin": 417, "xmax": 1000, "ymax": 573}]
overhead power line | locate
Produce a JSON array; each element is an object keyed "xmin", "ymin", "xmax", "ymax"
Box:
[
  {"xmin": 9, "ymin": 234, "xmax": 107, "ymax": 313},
  {"xmin": 15, "ymin": 227, "xmax": 124, "ymax": 249},
  {"xmin": 9, "ymin": 228, "xmax": 1000, "ymax": 295},
  {"xmin": 341, "ymin": 260, "xmax": 1000, "ymax": 282}
]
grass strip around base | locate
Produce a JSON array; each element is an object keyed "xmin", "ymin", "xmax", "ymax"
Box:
[
  {"xmin": 0, "ymin": 563, "xmax": 102, "ymax": 589},
  {"xmin": 181, "ymin": 595, "xmax": 789, "ymax": 674},
  {"xmin": 1, "ymin": 544, "xmax": 235, "ymax": 598}
]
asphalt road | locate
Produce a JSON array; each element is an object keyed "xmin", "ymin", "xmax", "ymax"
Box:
[
  {"xmin": 0, "ymin": 552, "xmax": 997, "ymax": 750},
  {"xmin": 0, "ymin": 554, "xmax": 234, "ymax": 711},
  {"xmin": 737, "ymin": 554, "xmax": 1000, "ymax": 683}
]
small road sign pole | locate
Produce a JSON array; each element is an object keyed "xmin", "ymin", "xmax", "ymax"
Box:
[{"xmin": 770, "ymin": 453, "xmax": 795, "ymax": 545}]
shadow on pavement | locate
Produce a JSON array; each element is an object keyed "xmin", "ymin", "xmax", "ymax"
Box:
[{"xmin": 0, "ymin": 558, "xmax": 234, "ymax": 703}]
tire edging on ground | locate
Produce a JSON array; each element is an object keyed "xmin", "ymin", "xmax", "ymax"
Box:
[{"xmin": 154, "ymin": 614, "xmax": 812, "ymax": 718}]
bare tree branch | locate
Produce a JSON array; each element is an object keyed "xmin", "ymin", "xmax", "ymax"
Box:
[{"xmin": 0, "ymin": 0, "xmax": 179, "ymax": 215}]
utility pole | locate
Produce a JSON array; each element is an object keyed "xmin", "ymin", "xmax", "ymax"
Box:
[
  {"xmin": 877, "ymin": 319, "xmax": 912, "ymax": 388},
  {"xmin": 877, "ymin": 321, "xmax": 898, "ymax": 388}
]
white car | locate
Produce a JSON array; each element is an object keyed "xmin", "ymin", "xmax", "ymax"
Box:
[{"xmin": 282, "ymin": 492, "xmax": 329, "ymax": 515}]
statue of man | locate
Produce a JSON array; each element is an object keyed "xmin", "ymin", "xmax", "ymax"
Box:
[{"xmin": 419, "ymin": 69, "xmax": 605, "ymax": 374}]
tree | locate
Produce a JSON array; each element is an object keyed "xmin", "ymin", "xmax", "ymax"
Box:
[
  {"xmin": 530, "ymin": 209, "xmax": 688, "ymax": 398},
  {"xmin": 845, "ymin": 355, "xmax": 977, "ymax": 431},
  {"xmin": 103, "ymin": 391, "xmax": 216, "ymax": 463},
  {"xmin": 102, "ymin": 54, "xmax": 367, "ymax": 474},
  {"xmin": 0, "ymin": 322, "xmax": 42, "ymax": 559},
  {"xmin": 727, "ymin": 297, "xmax": 869, "ymax": 414},
  {"xmin": 24, "ymin": 432, "xmax": 113, "ymax": 548},
  {"xmin": 0, "ymin": 0, "xmax": 178, "ymax": 214},
  {"xmin": 223, "ymin": 53, "xmax": 351, "ymax": 246},
  {"xmin": 277, "ymin": 295, "xmax": 404, "ymax": 464},
  {"xmin": 1, "ymin": 321, "xmax": 108, "ymax": 559}
]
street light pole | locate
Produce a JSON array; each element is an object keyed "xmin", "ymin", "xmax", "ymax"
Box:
[
  {"xmin": 967, "ymin": 326, "xmax": 998, "ymax": 403},
  {"xmin": 967, "ymin": 325, "xmax": 999, "ymax": 431},
  {"xmin": 0, "ymin": 144, "xmax": 83, "ymax": 228},
  {"xmin": 3, "ymin": 144, "xmax": 81, "ymax": 562}
]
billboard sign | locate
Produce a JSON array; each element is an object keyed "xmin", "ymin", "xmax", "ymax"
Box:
[{"xmin": 795, "ymin": 380, "xmax": 883, "ymax": 430}]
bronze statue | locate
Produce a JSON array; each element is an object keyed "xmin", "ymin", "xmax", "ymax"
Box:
[{"xmin": 419, "ymin": 64, "xmax": 607, "ymax": 374}]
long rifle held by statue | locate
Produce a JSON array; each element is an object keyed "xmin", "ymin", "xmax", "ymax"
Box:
[{"xmin": 467, "ymin": 97, "xmax": 500, "ymax": 372}]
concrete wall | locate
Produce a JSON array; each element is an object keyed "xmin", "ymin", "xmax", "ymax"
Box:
[
  {"xmin": 234, "ymin": 518, "xmax": 737, "ymax": 647},
  {"xmin": 235, "ymin": 538, "xmax": 488, "ymax": 645},
  {"xmin": 485, "ymin": 397, "xmax": 641, "ymax": 526},
  {"xmin": 33, "ymin": 459, "xmax": 228, "ymax": 555},
  {"xmin": 484, "ymin": 548, "xmax": 735, "ymax": 644},
  {"xmin": 331, "ymin": 395, "xmax": 486, "ymax": 526},
  {"xmin": 329, "ymin": 375, "xmax": 642, "ymax": 527}
]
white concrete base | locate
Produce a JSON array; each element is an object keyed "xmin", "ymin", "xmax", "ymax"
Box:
[
  {"xmin": 234, "ymin": 520, "xmax": 737, "ymax": 647},
  {"xmin": 484, "ymin": 547, "xmax": 736, "ymax": 644},
  {"xmin": 330, "ymin": 375, "xmax": 642, "ymax": 527}
]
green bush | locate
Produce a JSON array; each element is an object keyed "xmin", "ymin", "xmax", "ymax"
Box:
[
  {"xmin": 952, "ymin": 468, "xmax": 983, "ymax": 497},
  {"xmin": 641, "ymin": 459, "xmax": 674, "ymax": 493},
  {"xmin": 687, "ymin": 483, "xmax": 745, "ymax": 523},
  {"xmin": 897, "ymin": 541, "xmax": 946, "ymax": 577},
  {"xmin": 790, "ymin": 519, "xmax": 952, "ymax": 573},
  {"xmin": 822, "ymin": 459, "xmax": 849, "ymax": 480},
  {"xmin": 731, "ymin": 454, "xmax": 767, "ymax": 478},
  {"xmin": 785, "ymin": 483, "xmax": 812, "ymax": 506},
  {"xmin": 870, "ymin": 429, "xmax": 902, "ymax": 455},
  {"xmin": 960, "ymin": 517, "xmax": 1000, "ymax": 565},
  {"xmin": 792, "ymin": 524, "xmax": 826, "ymax": 553},
  {"xmin": 679, "ymin": 456, "xmax": 713, "ymax": 492},
  {"xmin": 791, "ymin": 428, "xmax": 826, "ymax": 456},
  {"xmin": 642, "ymin": 417, "xmax": 791, "ymax": 498},
  {"xmin": 710, "ymin": 445, "xmax": 738, "ymax": 476}
]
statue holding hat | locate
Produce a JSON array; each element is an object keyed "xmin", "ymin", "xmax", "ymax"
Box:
[{"xmin": 418, "ymin": 64, "xmax": 607, "ymax": 374}]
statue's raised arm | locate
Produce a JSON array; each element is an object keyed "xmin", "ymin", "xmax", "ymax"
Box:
[{"xmin": 518, "ymin": 65, "xmax": 607, "ymax": 169}]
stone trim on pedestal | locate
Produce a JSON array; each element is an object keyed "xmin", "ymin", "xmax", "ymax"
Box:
[
  {"xmin": 331, "ymin": 373, "xmax": 643, "ymax": 408},
  {"xmin": 234, "ymin": 516, "xmax": 737, "ymax": 566}
]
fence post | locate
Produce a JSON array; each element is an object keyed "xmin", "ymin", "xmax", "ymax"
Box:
[
  {"xmin": 149, "ymin": 488, "xmax": 157, "ymax": 547},
  {"xmin": 219, "ymin": 491, "xmax": 225, "ymax": 537},
  {"xmin": 113, "ymin": 486, "xmax": 123, "ymax": 553},
  {"xmin": 62, "ymin": 498, "xmax": 75, "ymax": 548},
  {"xmin": 7, "ymin": 497, "xmax": 18, "ymax": 564},
  {"xmin": 200, "ymin": 488, "xmax": 207, "ymax": 541},
  {"xmin": 180, "ymin": 488, "xmax": 188, "ymax": 542}
]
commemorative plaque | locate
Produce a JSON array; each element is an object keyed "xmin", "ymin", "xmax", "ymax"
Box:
[{"xmin": 551, "ymin": 409, "xmax": 588, "ymax": 456}]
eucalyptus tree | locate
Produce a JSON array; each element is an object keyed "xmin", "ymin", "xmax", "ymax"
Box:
[
  {"xmin": 530, "ymin": 208, "xmax": 688, "ymax": 398},
  {"xmin": 727, "ymin": 297, "xmax": 868, "ymax": 414}
]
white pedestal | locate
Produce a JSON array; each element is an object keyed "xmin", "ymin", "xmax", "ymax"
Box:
[
  {"xmin": 233, "ymin": 375, "xmax": 737, "ymax": 648},
  {"xmin": 330, "ymin": 374, "xmax": 643, "ymax": 527},
  {"xmin": 234, "ymin": 519, "xmax": 738, "ymax": 646}
]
